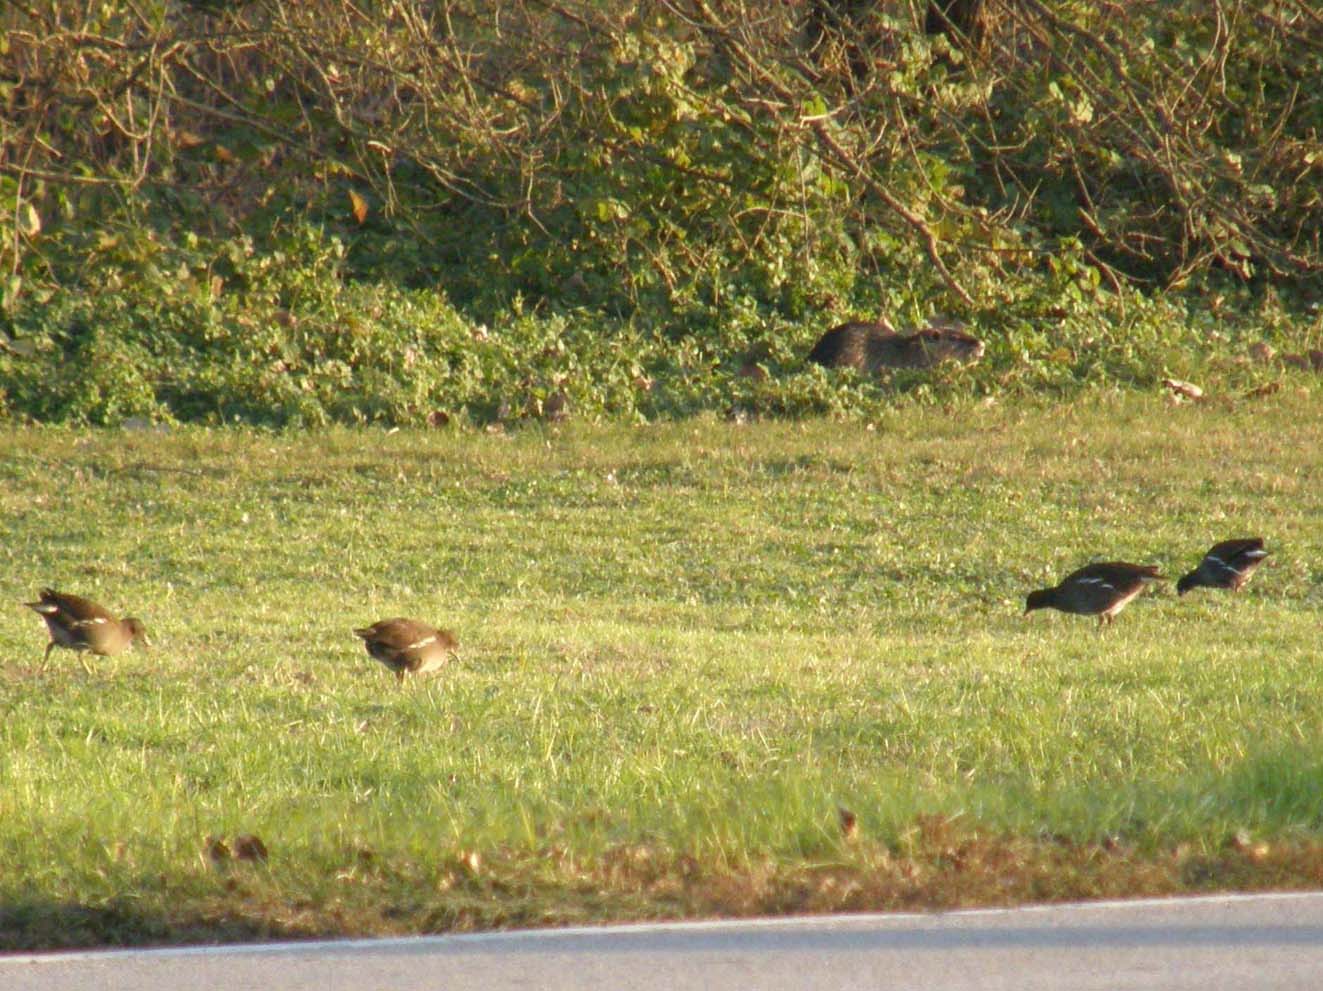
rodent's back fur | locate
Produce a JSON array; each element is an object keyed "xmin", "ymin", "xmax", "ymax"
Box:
[{"xmin": 808, "ymin": 320, "xmax": 985, "ymax": 372}]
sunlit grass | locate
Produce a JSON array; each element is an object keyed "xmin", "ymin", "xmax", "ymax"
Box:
[{"xmin": 1, "ymin": 391, "xmax": 1322, "ymax": 947}]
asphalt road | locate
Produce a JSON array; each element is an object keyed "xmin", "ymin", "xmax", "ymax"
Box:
[{"xmin": 5, "ymin": 893, "xmax": 1323, "ymax": 990}]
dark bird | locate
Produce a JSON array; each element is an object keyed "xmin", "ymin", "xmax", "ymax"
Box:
[
  {"xmin": 25, "ymin": 588, "xmax": 148, "ymax": 671},
  {"xmin": 1177, "ymin": 538, "xmax": 1269, "ymax": 595},
  {"xmin": 354, "ymin": 617, "xmax": 458, "ymax": 682},
  {"xmin": 1024, "ymin": 562, "xmax": 1164, "ymax": 627}
]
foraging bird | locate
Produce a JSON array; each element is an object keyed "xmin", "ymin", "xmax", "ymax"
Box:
[
  {"xmin": 353, "ymin": 617, "xmax": 457, "ymax": 682},
  {"xmin": 1024, "ymin": 562, "xmax": 1164, "ymax": 627},
  {"xmin": 1177, "ymin": 538, "xmax": 1269, "ymax": 595},
  {"xmin": 25, "ymin": 588, "xmax": 148, "ymax": 671}
]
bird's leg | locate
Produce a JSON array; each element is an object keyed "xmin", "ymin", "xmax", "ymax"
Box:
[
  {"xmin": 78, "ymin": 653, "xmax": 95, "ymax": 676},
  {"xmin": 39, "ymin": 640, "xmax": 54, "ymax": 671}
]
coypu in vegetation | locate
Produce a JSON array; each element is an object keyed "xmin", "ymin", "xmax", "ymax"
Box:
[{"xmin": 807, "ymin": 318, "xmax": 985, "ymax": 372}]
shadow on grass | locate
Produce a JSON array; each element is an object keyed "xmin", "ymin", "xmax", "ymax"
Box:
[
  {"xmin": 0, "ymin": 897, "xmax": 329, "ymax": 953},
  {"xmin": 8, "ymin": 837, "xmax": 1323, "ymax": 953},
  {"xmin": 7, "ymin": 748, "xmax": 1323, "ymax": 952}
]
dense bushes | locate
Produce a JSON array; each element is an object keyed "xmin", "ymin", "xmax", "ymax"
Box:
[{"xmin": 1, "ymin": 1, "xmax": 1319, "ymax": 424}]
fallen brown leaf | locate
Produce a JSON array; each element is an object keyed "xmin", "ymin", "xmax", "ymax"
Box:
[
  {"xmin": 233, "ymin": 834, "xmax": 268, "ymax": 862},
  {"xmin": 838, "ymin": 807, "xmax": 859, "ymax": 841},
  {"xmin": 348, "ymin": 189, "xmax": 368, "ymax": 224}
]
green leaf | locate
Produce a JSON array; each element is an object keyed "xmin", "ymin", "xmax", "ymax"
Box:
[{"xmin": 17, "ymin": 202, "xmax": 41, "ymax": 237}]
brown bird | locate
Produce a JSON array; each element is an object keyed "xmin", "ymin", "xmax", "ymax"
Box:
[
  {"xmin": 25, "ymin": 588, "xmax": 148, "ymax": 671},
  {"xmin": 1024, "ymin": 562, "xmax": 1164, "ymax": 627},
  {"xmin": 353, "ymin": 617, "xmax": 457, "ymax": 682},
  {"xmin": 1177, "ymin": 538, "xmax": 1269, "ymax": 595}
]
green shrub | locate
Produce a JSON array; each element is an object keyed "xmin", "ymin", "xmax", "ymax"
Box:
[{"xmin": 1, "ymin": 2, "xmax": 1319, "ymax": 425}]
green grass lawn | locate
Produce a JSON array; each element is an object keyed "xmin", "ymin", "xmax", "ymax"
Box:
[{"xmin": 2, "ymin": 391, "xmax": 1322, "ymax": 948}]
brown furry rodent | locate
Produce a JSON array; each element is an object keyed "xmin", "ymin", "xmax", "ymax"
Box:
[{"xmin": 808, "ymin": 319, "xmax": 985, "ymax": 372}]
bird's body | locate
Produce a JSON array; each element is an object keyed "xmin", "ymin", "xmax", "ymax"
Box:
[
  {"xmin": 1025, "ymin": 562, "xmax": 1163, "ymax": 626},
  {"xmin": 354, "ymin": 617, "xmax": 457, "ymax": 681},
  {"xmin": 1177, "ymin": 538, "xmax": 1269, "ymax": 595},
  {"xmin": 25, "ymin": 588, "xmax": 147, "ymax": 670}
]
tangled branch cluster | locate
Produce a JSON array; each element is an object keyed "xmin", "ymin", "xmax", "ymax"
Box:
[{"xmin": 2, "ymin": 0, "xmax": 1319, "ymax": 307}]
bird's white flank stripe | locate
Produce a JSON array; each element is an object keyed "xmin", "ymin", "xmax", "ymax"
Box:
[
  {"xmin": 1209, "ymin": 554, "xmax": 1255, "ymax": 575},
  {"xmin": 407, "ymin": 635, "xmax": 437, "ymax": 650}
]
